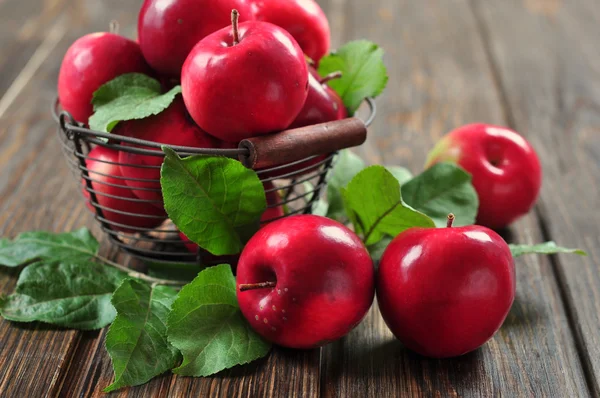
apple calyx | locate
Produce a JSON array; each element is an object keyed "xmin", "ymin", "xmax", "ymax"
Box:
[
  {"xmin": 239, "ymin": 281, "xmax": 277, "ymax": 292},
  {"xmin": 231, "ymin": 9, "xmax": 241, "ymax": 45},
  {"xmin": 446, "ymin": 213, "xmax": 455, "ymax": 228},
  {"xmin": 320, "ymin": 71, "xmax": 343, "ymax": 85}
]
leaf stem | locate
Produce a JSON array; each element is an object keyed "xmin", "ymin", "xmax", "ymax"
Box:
[
  {"xmin": 363, "ymin": 201, "xmax": 401, "ymax": 243},
  {"xmin": 94, "ymin": 255, "xmax": 189, "ymax": 287},
  {"xmin": 239, "ymin": 281, "xmax": 277, "ymax": 292},
  {"xmin": 320, "ymin": 71, "xmax": 343, "ymax": 85}
]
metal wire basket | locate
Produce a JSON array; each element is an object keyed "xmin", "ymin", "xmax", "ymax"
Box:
[{"xmin": 53, "ymin": 98, "xmax": 376, "ymax": 268}]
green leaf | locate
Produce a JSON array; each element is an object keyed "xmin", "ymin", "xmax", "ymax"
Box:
[
  {"xmin": 89, "ymin": 73, "xmax": 182, "ymax": 132},
  {"xmin": 161, "ymin": 147, "xmax": 266, "ymax": 256},
  {"xmin": 509, "ymin": 242, "xmax": 587, "ymax": 258},
  {"xmin": 401, "ymin": 163, "xmax": 479, "ymax": 227},
  {"xmin": 318, "ymin": 40, "xmax": 388, "ymax": 115},
  {"xmin": 104, "ymin": 280, "xmax": 180, "ymax": 392},
  {"xmin": 368, "ymin": 235, "xmax": 393, "ymax": 265},
  {"xmin": 146, "ymin": 261, "xmax": 204, "ymax": 282},
  {"xmin": 343, "ymin": 166, "xmax": 435, "ymax": 245},
  {"xmin": 167, "ymin": 264, "xmax": 271, "ymax": 376},
  {"xmin": 386, "ymin": 166, "xmax": 413, "ymax": 185},
  {"xmin": 0, "ymin": 261, "xmax": 126, "ymax": 329},
  {"xmin": 326, "ymin": 150, "xmax": 366, "ymax": 221},
  {"xmin": 0, "ymin": 228, "xmax": 99, "ymax": 267}
]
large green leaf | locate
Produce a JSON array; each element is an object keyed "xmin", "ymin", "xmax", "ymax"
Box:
[
  {"xmin": 161, "ymin": 148, "xmax": 266, "ymax": 256},
  {"xmin": 401, "ymin": 163, "xmax": 479, "ymax": 227},
  {"xmin": 0, "ymin": 261, "xmax": 125, "ymax": 329},
  {"xmin": 0, "ymin": 228, "xmax": 98, "ymax": 267},
  {"xmin": 509, "ymin": 242, "xmax": 587, "ymax": 258},
  {"xmin": 342, "ymin": 166, "xmax": 435, "ymax": 245},
  {"xmin": 104, "ymin": 280, "xmax": 180, "ymax": 392},
  {"xmin": 167, "ymin": 264, "xmax": 271, "ymax": 377},
  {"xmin": 318, "ymin": 40, "xmax": 388, "ymax": 115},
  {"xmin": 326, "ymin": 150, "xmax": 366, "ymax": 221},
  {"xmin": 89, "ymin": 73, "xmax": 182, "ymax": 132}
]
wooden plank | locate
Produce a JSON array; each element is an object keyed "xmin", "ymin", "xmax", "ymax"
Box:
[
  {"xmin": 470, "ymin": 0, "xmax": 600, "ymax": 395},
  {"xmin": 320, "ymin": 0, "xmax": 590, "ymax": 396},
  {"xmin": 0, "ymin": 0, "xmax": 70, "ymax": 99}
]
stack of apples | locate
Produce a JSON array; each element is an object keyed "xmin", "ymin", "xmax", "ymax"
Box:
[{"xmin": 57, "ymin": 0, "xmax": 344, "ymax": 234}]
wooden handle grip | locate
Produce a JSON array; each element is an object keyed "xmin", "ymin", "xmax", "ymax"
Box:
[{"xmin": 238, "ymin": 117, "xmax": 367, "ymax": 169}]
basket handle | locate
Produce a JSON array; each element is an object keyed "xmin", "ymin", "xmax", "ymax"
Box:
[{"xmin": 238, "ymin": 117, "xmax": 367, "ymax": 169}]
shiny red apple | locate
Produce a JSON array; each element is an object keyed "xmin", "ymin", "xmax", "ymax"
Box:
[
  {"xmin": 83, "ymin": 146, "xmax": 166, "ymax": 232},
  {"xmin": 116, "ymin": 97, "xmax": 219, "ymax": 207},
  {"xmin": 251, "ymin": 0, "xmax": 330, "ymax": 64},
  {"xmin": 426, "ymin": 123, "xmax": 542, "ymax": 229},
  {"xmin": 289, "ymin": 71, "xmax": 344, "ymax": 128},
  {"xmin": 58, "ymin": 33, "xmax": 151, "ymax": 124},
  {"xmin": 138, "ymin": 0, "xmax": 255, "ymax": 76},
  {"xmin": 377, "ymin": 214, "xmax": 515, "ymax": 358},
  {"xmin": 182, "ymin": 11, "xmax": 309, "ymax": 142},
  {"xmin": 237, "ymin": 215, "xmax": 375, "ymax": 349}
]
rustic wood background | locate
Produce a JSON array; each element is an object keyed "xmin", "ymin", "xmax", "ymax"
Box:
[{"xmin": 0, "ymin": 0, "xmax": 598, "ymax": 396}]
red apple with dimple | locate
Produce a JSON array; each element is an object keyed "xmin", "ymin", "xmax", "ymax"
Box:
[
  {"xmin": 237, "ymin": 215, "xmax": 375, "ymax": 349},
  {"xmin": 58, "ymin": 33, "xmax": 151, "ymax": 124},
  {"xmin": 251, "ymin": 0, "xmax": 330, "ymax": 64},
  {"xmin": 182, "ymin": 11, "xmax": 309, "ymax": 142},
  {"xmin": 138, "ymin": 0, "xmax": 255, "ymax": 76},
  {"xmin": 83, "ymin": 146, "xmax": 166, "ymax": 232},
  {"xmin": 426, "ymin": 123, "xmax": 542, "ymax": 229},
  {"xmin": 377, "ymin": 214, "xmax": 515, "ymax": 358},
  {"xmin": 117, "ymin": 97, "xmax": 219, "ymax": 207}
]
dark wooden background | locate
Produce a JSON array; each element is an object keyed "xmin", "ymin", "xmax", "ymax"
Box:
[{"xmin": 0, "ymin": 0, "xmax": 599, "ymax": 396}]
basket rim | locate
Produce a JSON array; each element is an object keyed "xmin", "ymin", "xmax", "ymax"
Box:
[{"xmin": 52, "ymin": 96, "xmax": 377, "ymax": 158}]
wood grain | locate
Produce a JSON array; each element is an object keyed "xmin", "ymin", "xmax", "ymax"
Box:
[
  {"xmin": 0, "ymin": 0, "xmax": 70, "ymax": 100},
  {"xmin": 471, "ymin": 0, "xmax": 600, "ymax": 395},
  {"xmin": 320, "ymin": 0, "xmax": 590, "ymax": 396}
]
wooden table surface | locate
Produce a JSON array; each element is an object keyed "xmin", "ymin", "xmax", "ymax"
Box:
[{"xmin": 1, "ymin": 0, "xmax": 599, "ymax": 396}]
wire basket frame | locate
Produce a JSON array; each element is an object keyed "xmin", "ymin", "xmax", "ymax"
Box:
[{"xmin": 53, "ymin": 98, "xmax": 376, "ymax": 267}]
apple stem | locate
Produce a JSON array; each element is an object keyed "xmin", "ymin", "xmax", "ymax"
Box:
[
  {"xmin": 320, "ymin": 71, "xmax": 343, "ymax": 85},
  {"xmin": 109, "ymin": 20, "xmax": 120, "ymax": 35},
  {"xmin": 447, "ymin": 213, "xmax": 455, "ymax": 228},
  {"xmin": 231, "ymin": 9, "xmax": 240, "ymax": 45},
  {"xmin": 239, "ymin": 281, "xmax": 277, "ymax": 292}
]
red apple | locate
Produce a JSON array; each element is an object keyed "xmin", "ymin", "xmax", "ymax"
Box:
[
  {"xmin": 377, "ymin": 214, "xmax": 515, "ymax": 358},
  {"xmin": 237, "ymin": 215, "xmax": 375, "ymax": 349},
  {"xmin": 182, "ymin": 11, "xmax": 309, "ymax": 142},
  {"xmin": 117, "ymin": 97, "xmax": 219, "ymax": 207},
  {"xmin": 138, "ymin": 0, "xmax": 255, "ymax": 76},
  {"xmin": 179, "ymin": 182, "xmax": 283, "ymax": 253},
  {"xmin": 83, "ymin": 146, "xmax": 167, "ymax": 232},
  {"xmin": 58, "ymin": 33, "xmax": 151, "ymax": 124},
  {"xmin": 251, "ymin": 0, "xmax": 330, "ymax": 64},
  {"xmin": 426, "ymin": 123, "xmax": 542, "ymax": 229},
  {"xmin": 289, "ymin": 72, "xmax": 342, "ymax": 129},
  {"xmin": 259, "ymin": 69, "xmax": 346, "ymax": 178}
]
